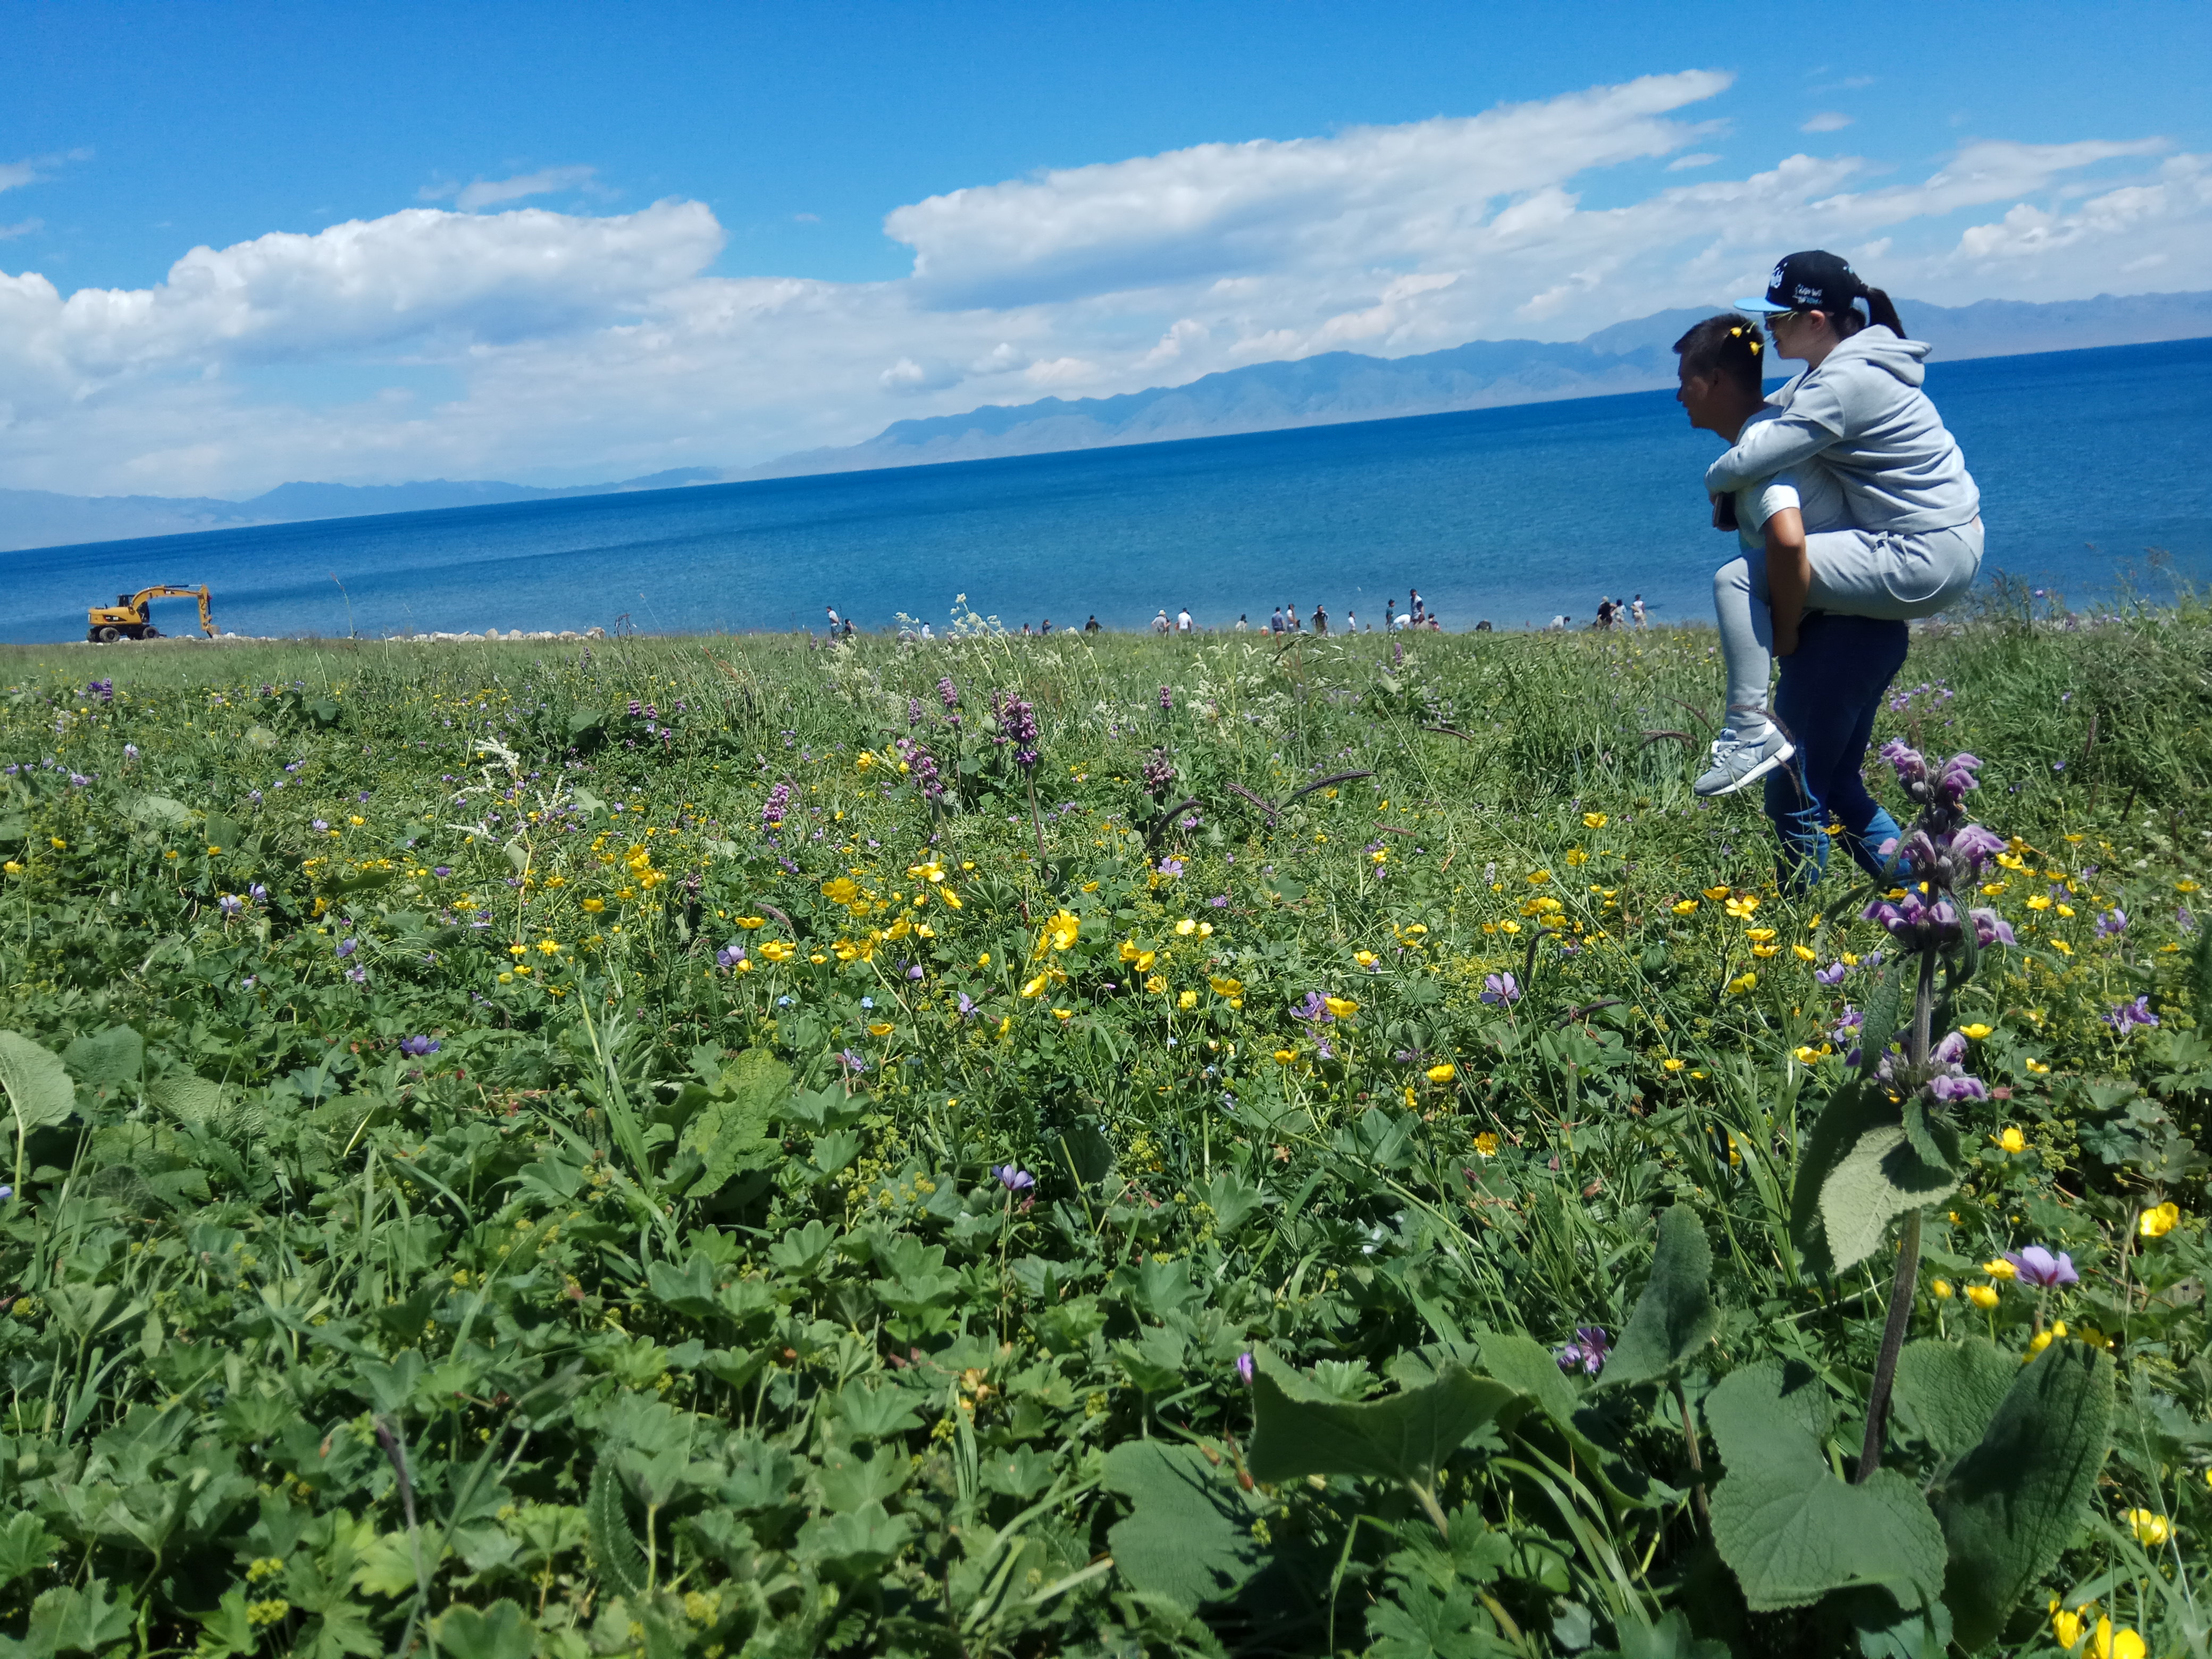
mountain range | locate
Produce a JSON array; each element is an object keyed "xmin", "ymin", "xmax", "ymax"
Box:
[{"xmin": 5, "ymin": 288, "xmax": 2208, "ymax": 552}]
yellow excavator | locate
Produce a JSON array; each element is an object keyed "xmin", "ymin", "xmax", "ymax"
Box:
[{"xmin": 86, "ymin": 584, "xmax": 216, "ymax": 643}]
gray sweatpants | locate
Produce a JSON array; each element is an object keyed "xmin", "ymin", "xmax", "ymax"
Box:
[{"xmin": 1716, "ymin": 519, "xmax": 1983, "ymax": 736}]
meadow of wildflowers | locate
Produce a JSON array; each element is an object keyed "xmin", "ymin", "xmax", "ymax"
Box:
[{"xmin": 0, "ymin": 600, "xmax": 2206, "ymax": 1657}]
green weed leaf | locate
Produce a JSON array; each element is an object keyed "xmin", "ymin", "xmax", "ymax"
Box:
[
  {"xmin": 1892, "ymin": 1338, "xmax": 2015, "ymax": 1463},
  {"xmin": 1934, "ymin": 1342, "xmax": 2115, "ymax": 1651},
  {"xmin": 586, "ymin": 1460, "xmax": 647, "ymax": 1599},
  {"xmin": 1101, "ymin": 1440, "xmax": 1263, "ymax": 1611},
  {"xmin": 1599, "ymin": 1204, "xmax": 1717, "ymax": 1389},
  {"xmin": 1705, "ymin": 1360, "xmax": 1947, "ymax": 1612},
  {"xmin": 1247, "ymin": 1352, "xmax": 1518, "ymax": 1488},
  {"xmin": 431, "ymin": 1601, "xmax": 535, "ymax": 1659},
  {"xmin": 0, "ymin": 1031, "xmax": 75, "ymax": 1136}
]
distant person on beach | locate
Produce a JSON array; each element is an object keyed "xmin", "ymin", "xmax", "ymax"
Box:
[
  {"xmin": 1345, "ymin": 609, "xmax": 1357, "ymax": 633},
  {"xmin": 1684, "ymin": 250, "xmax": 1982, "ymax": 803},
  {"xmin": 1631, "ymin": 595, "xmax": 1646, "ymax": 627},
  {"xmin": 1410, "ymin": 588, "xmax": 1425, "ymax": 624},
  {"xmin": 1549, "ymin": 615, "xmax": 1568, "ymax": 630},
  {"xmin": 1269, "ymin": 606, "xmax": 1283, "ymax": 634},
  {"xmin": 1476, "ymin": 619, "xmax": 1493, "ymax": 632},
  {"xmin": 1041, "ymin": 618, "xmax": 1053, "ymax": 635},
  {"xmin": 920, "ymin": 622, "xmax": 934, "ymax": 642},
  {"xmin": 1235, "ymin": 613, "xmax": 1249, "ymax": 631},
  {"xmin": 1312, "ymin": 604, "xmax": 1328, "ymax": 635},
  {"xmin": 1177, "ymin": 607, "xmax": 1192, "ymax": 634},
  {"xmin": 1085, "ymin": 614, "xmax": 1100, "ymax": 634},
  {"xmin": 1152, "ymin": 610, "xmax": 1170, "ymax": 634},
  {"xmin": 825, "ymin": 605, "xmax": 841, "ymax": 634},
  {"xmin": 1595, "ymin": 598, "xmax": 1616, "ymax": 629}
]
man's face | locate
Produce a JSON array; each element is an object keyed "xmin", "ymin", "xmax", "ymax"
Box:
[{"xmin": 1676, "ymin": 364, "xmax": 1727, "ymax": 433}]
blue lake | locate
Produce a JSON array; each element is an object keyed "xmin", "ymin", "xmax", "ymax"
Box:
[{"xmin": 5, "ymin": 336, "xmax": 2207, "ymax": 643}]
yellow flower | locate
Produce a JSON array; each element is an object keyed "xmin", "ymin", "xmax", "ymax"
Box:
[
  {"xmin": 1177, "ymin": 989, "xmax": 1197, "ymax": 1010},
  {"xmin": 1, "ymin": 862, "xmax": 20, "ymax": 876},
  {"xmin": 1564, "ymin": 848, "xmax": 1588, "ymax": 867},
  {"xmin": 1473, "ymin": 1132, "xmax": 1499, "ymax": 1157},
  {"xmin": 1661, "ymin": 1057, "xmax": 1686, "ymax": 1073},
  {"xmin": 1020, "ymin": 973, "xmax": 1051, "ymax": 999},
  {"xmin": 1353, "ymin": 950, "xmax": 1378, "ymax": 968},
  {"xmin": 498, "ymin": 971, "xmax": 514, "ymax": 984},
  {"xmin": 1672, "ymin": 899, "xmax": 1699, "ymax": 916},
  {"xmin": 1792, "ymin": 943, "xmax": 1817, "ymax": 961},
  {"xmin": 1702, "ymin": 885, "xmax": 1732, "ymax": 901},
  {"xmin": 736, "ymin": 916, "xmax": 765, "ymax": 928},
  {"xmin": 757, "ymin": 940, "xmax": 794, "ymax": 962},
  {"xmin": 1175, "ymin": 917, "xmax": 1197, "ymax": 935},
  {"xmin": 2139, "ymin": 1202, "xmax": 2181, "ymax": 1238},
  {"xmin": 1983, "ymin": 1258, "xmax": 2017, "ymax": 1280},
  {"xmin": 809, "ymin": 953, "xmax": 827, "ymax": 964},
  {"xmin": 1931, "ymin": 1278, "xmax": 1954, "ymax": 1299},
  {"xmin": 1966, "ymin": 1284, "xmax": 2000, "ymax": 1309},
  {"xmin": 1724, "ymin": 895, "xmax": 1759, "ymax": 919},
  {"xmin": 49, "ymin": 837, "xmax": 66, "ymax": 850},
  {"xmin": 537, "ymin": 939, "xmax": 561, "ymax": 955},
  {"xmin": 1582, "ymin": 812, "xmax": 1608, "ymax": 829},
  {"xmin": 1526, "ymin": 870, "xmax": 1552, "ymax": 885},
  {"xmin": 1745, "ymin": 926, "xmax": 1777, "ymax": 942},
  {"xmin": 1324, "ymin": 996, "xmax": 1358, "ymax": 1019},
  {"xmin": 1426, "ymin": 1062, "xmax": 1455, "ymax": 1084},
  {"xmin": 2055, "ymin": 902, "xmax": 2075, "ymax": 918},
  {"xmin": 508, "ymin": 943, "xmax": 527, "ymax": 957},
  {"xmin": 1959, "ymin": 1022, "xmax": 1992, "ymax": 1040},
  {"xmin": 2026, "ymin": 893, "xmax": 2052, "ymax": 911},
  {"xmin": 2178, "ymin": 879, "xmax": 2201, "ymax": 894},
  {"xmin": 867, "ymin": 1021, "xmax": 893, "ymax": 1037},
  {"xmin": 582, "ymin": 897, "xmax": 605, "ymax": 913},
  {"xmin": 2025, "ymin": 1057, "xmax": 2051, "ymax": 1075},
  {"xmin": 820, "ymin": 876, "xmax": 858, "ymax": 903},
  {"xmin": 977, "ymin": 952, "xmax": 990, "ymax": 967},
  {"xmin": 348, "ymin": 815, "xmax": 365, "ymax": 826},
  {"xmin": 1273, "ymin": 1049, "xmax": 1295, "ymax": 1064},
  {"xmin": 1144, "ymin": 973, "xmax": 1168, "ymax": 995},
  {"xmin": 1209, "ymin": 975, "xmax": 1244, "ymax": 997},
  {"xmin": 1750, "ymin": 944, "xmax": 1779, "ymax": 959},
  {"xmin": 2097, "ymin": 1616, "xmax": 2147, "ymax": 1659},
  {"xmin": 1726, "ymin": 971, "xmax": 1757, "ymax": 995},
  {"xmin": 1041, "ymin": 910, "xmax": 1081, "ymax": 952},
  {"xmin": 2050, "ymin": 1601, "xmax": 2085, "ymax": 1649},
  {"xmin": 854, "ymin": 753, "xmax": 875, "ymax": 771},
  {"xmin": 1792, "ymin": 1045, "xmax": 1819, "ymax": 1063},
  {"xmin": 1994, "ymin": 1126, "xmax": 2026, "ymax": 1154},
  {"xmin": 2126, "ymin": 1508, "xmax": 2171, "ymax": 1546},
  {"xmin": 1499, "ymin": 920, "xmax": 1522, "ymax": 935},
  {"xmin": 1370, "ymin": 848, "xmax": 1387, "ymax": 865},
  {"xmin": 1119, "ymin": 940, "xmax": 1155, "ymax": 971}
]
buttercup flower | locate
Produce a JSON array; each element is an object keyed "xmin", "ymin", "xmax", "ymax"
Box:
[{"xmin": 2137, "ymin": 1202, "xmax": 2180, "ymax": 1238}]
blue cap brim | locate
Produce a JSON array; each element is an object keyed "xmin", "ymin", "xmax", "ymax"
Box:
[{"xmin": 1734, "ymin": 297, "xmax": 1790, "ymax": 314}]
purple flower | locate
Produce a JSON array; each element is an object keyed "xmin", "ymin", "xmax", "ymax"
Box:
[
  {"xmin": 1935, "ymin": 752, "xmax": 1982, "ymax": 802},
  {"xmin": 992, "ymin": 1164, "xmax": 1036, "ymax": 1193},
  {"xmin": 906, "ymin": 965, "xmax": 924, "ymax": 981},
  {"xmin": 835, "ymin": 1049, "xmax": 869, "ymax": 1075},
  {"xmin": 1815, "ymin": 961, "xmax": 1849, "ymax": 986},
  {"xmin": 1928, "ymin": 1073, "xmax": 1987, "ymax": 1103},
  {"xmin": 399, "ymin": 1035, "xmax": 440, "ymax": 1058},
  {"xmin": 716, "ymin": 945, "xmax": 747, "ymax": 970},
  {"xmin": 1235, "ymin": 1352, "xmax": 1256, "ymax": 1386},
  {"xmin": 335, "ymin": 937, "xmax": 358, "ymax": 959},
  {"xmin": 2003, "ymin": 1246, "xmax": 2078, "ymax": 1288},
  {"xmin": 1880, "ymin": 739, "xmax": 1928, "ymax": 790},
  {"xmin": 217, "ymin": 893, "xmax": 242, "ymax": 917},
  {"xmin": 312, "ymin": 818, "xmax": 329, "ymax": 833},
  {"xmin": 1210, "ymin": 894, "xmax": 1230, "ymax": 908},
  {"xmin": 87, "ymin": 679, "xmax": 113, "ymax": 703},
  {"xmin": 1480, "ymin": 971, "xmax": 1521, "ymax": 1006},
  {"xmin": 957, "ymin": 993, "xmax": 979, "ymax": 1019},
  {"xmin": 1948, "ymin": 823, "xmax": 2007, "ymax": 873},
  {"xmin": 763, "ymin": 781, "xmax": 791, "ymax": 829},
  {"xmin": 1158, "ymin": 857, "xmax": 1185, "ymax": 877},
  {"xmin": 345, "ymin": 965, "xmax": 368, "ymax": 985},
  {"xmin": 2104, "ymin": 995, "xmax": 2159, "ymax": 1032},
  {"xmin": 1557, "ymin": 1326, "xmax": 1610, "ymax": 1376},
  {"xmin": 0, "ymin": 1186, "xmax": 13, "ymax": 1202},
  {"xmin": 123, "ymin": 743, "xmax": 138, "ymax": 761},
  {"xmin": 1970, "ymin": 908, "xmax": 2016, "ymax": 947},
  {"xmin": 433, "ymin": 866, "xmax": 451, "ymax": 878},
  {"xmin": 2094, "ymin": 908, "xmax": 2127, "ymax": 939},
  {"xmin": 1292, "ymin": 990, "xmax": 1333, "ymax": 1023},
  {"xmin": 937, "ymin": 675, "xmax": 960, "ymax": 709},
  {"xmin": 1931, "ymin": 1030, "xmax": 1967, "ymax": 1067},
  {"xmin": 1159, "ymin": 685, "xmax": 1174, "ymax": 712}
]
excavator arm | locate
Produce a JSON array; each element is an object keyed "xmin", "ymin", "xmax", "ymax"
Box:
[{"xmin": 87, "ymin": 584, "xmax": 216, "ymax": 641}]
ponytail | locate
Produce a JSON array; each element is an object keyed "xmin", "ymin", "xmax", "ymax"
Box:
[{"xmin": 1862, "ymin": 285, "xmax": 1906, "ymax": 339}]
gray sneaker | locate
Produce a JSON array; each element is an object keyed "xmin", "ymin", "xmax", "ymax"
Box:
[{"xmin": 1694, "ymin": 726, "xmax": 1795, "ymax": 797}]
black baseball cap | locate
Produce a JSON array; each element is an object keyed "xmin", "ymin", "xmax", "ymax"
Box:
[{"xmin": 1737, "ymin": 249, "xmax": 1865, "ymax": 315}]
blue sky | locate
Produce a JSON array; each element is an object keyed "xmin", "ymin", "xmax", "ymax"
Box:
[{"xmin": 3, "ymin": 0, "xmax": 2206, "ymax": 495}]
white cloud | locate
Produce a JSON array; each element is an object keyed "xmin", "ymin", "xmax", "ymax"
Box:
[
  {"xmin": 0, "ymin": 219, "xmax": 40, "ymax": 240},
  {"xmin": 1666, "ymin": 153, "xmax": 1721, "ymax": 171},
  {"xmin": 419, "ymin": 165, "xmax": 605, "ymax": 211},
  {"xmin": 0, "ymin": 163, "xmax": 37, "ymax": 194},
  {"xmin": 2, "ymin": 74, "xmax": 2207, "ymax": 497},
  {"xmin": 1801, "ymin": 112, "xmax": 1853, "ymax": 133}
]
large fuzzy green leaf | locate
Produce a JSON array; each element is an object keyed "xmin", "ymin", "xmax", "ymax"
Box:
[
  {"xmin": 682, "ymin": 1049, "xmax": 788, "ymax": 1199},
  {"xmin": 1101, "ymin": 1440, "xmax": 1264, "ymax": 1611},
  {"xmin": 1856, "ymin": 954, "xmax": 1909, "ymax": 1080},
  {"xmin": 1473, "ymin": 1329, "xmax": 1656, "ymax": 1508},
  {"xmin": 1247, "ymin": 1353, "xmax": 1519, "ymax": 1488},
  {"xmin": 61, "ymin": 1026, "xmax": 143, "ymax": 1092},
  {"xmin": 1600, "ymin": 1205, "xmax": 1718, "ymax": 1390},
  {"xmin": 1892, "ymin": 1339, "xmax": 2015, "ymax": 1463},
  {"xmin": 432, "ymin": 1600, "xmax": 535, "ymax": 1659},
  {"xmin": 1791, "ymin": 1078, "xmax": 1956, "ymax": 1278},
  {"xmin": 1705, "ymin": 1360, "xmax": 1947, "ymax": 1613},
  {"xmin": 0, "ymin": 1031, "xmax": 76, "ymax": 1138},
  {"xmin": 1934, "ymin": 1342, "xmax": 2114, "ymax": 1652}
]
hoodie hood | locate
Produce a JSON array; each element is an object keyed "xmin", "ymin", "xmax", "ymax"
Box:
[{"xmin": 1822, "ymin": 324, "xmax": 1929, "ymax": 389}]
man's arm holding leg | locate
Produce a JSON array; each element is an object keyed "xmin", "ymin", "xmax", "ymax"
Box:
[{"xmin": 1765, "ymin": 506, "xmax": 1811, "ymax": 659}]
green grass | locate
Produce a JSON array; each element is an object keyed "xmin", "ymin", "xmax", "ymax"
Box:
[{"xmin": 0, "ymin": 607, "xmax": 2206, "ymax": 1657}]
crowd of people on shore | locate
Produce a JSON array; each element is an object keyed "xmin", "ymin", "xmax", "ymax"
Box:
[{"xmin": 826, "ymin": 590, "xmax": 1482, "ymax": 643}]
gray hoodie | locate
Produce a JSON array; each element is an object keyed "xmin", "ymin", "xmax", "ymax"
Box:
[{"xmin": 1703, "ymin": 327, "xmax": 1980, "ymax": 534}]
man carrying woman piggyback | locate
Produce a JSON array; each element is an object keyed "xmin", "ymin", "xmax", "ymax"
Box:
[{"xmin": 1674, "ymin": 250, "xmax": 1985, "ymax": 892}]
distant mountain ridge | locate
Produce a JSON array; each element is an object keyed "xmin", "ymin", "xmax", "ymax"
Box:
[{"xmin": 5, "ymin": 289, "xmax": 2207, "ymax": 552}]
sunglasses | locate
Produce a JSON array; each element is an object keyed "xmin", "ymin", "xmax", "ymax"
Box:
[{"xmin": 1765, "ymin": 310, "xmax": 1810, "ymax": 333}]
